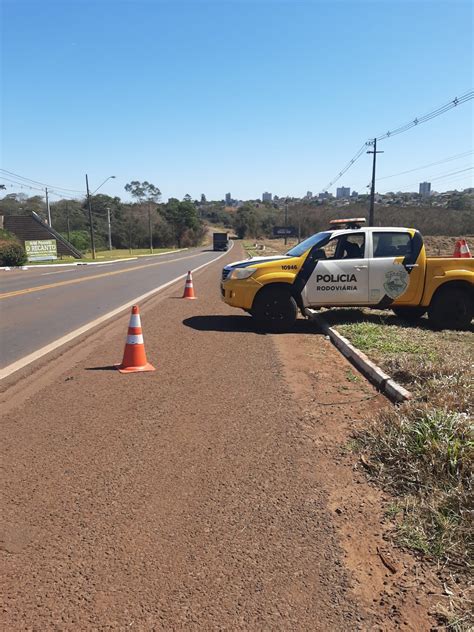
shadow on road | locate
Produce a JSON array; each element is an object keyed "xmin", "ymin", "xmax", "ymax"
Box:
[
  {"xmin": 182, "ymin": 315, "xmax": 319, "ymax": 335},
  {"xmin": 85, "ymin": 365, "xmax": 118, "ymax": 371}
]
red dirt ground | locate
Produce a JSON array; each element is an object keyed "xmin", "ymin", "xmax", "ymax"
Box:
[{"xmin": 0, "ymin": 245, "xmax": 444, "ymax": 630}]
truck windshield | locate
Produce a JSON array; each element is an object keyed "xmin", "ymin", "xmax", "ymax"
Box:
[{"xmin": 286, "ymin": 231, "xmax": 331, "ymax": 258}]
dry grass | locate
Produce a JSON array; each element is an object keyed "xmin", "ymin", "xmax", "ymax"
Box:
[
  {"xmin": 324, "ymin": 309, "xmax": 473, "ymax": 629},
  {"xmin": 243, "ymin": 238, "xmax": 298, "ymax": 257}
]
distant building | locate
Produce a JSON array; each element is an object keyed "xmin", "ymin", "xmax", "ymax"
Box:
[
  {"xmin": 225, "ymin": 192, "xmax": 232, "ymax": 205},
  {"xmin": 262, "ymin": 191, "xmax": 272, "ymax": 202},
  {"xmin": 336, "ymin": 187, "xmax": 350, "ymax": 199},
  {"xmin": 319, "ymin": 191, "xmax": 331, "ymax": 200},
  {"xmin": 306, "ymin": 191, "xmax": 313, "ymax": 198},
  {"xmin": 419, "ymin": 182, "xmax": 431, "ymax": 198},
  {"xmin": 351, "ymin": 191, "xmax": 359, "ymax": 198}
]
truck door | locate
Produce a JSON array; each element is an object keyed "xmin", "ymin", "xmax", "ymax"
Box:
[
  {"xmin": 304, "ymin": 232, "xmax": 369, "ymax": 306},
  {"xmin": 368, "ymin": 230, "xmax": 425, "ymax": 305}
]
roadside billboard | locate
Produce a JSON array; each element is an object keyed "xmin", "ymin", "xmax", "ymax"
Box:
[
  {"xmin": 25, "ymin": 239, "xmax": 58, "ymax": 261},
  {"xmin": 272, "ymin": 226, "xmax": 297, "ymax": 237}
]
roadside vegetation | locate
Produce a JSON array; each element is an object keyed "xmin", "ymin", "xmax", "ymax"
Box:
[
  {"xmin": 2, "ymin": 188, "xmax": 473, "ymax": 258},
  {"xmin": 0, "ymin": 228, "xmax": 27, "ymax": 266},
  {"xmin": 0, "ymin": 183, "xmax": 206, "ymax": 255},
  {"xmin": 323, "ymin": 309, "xmax": 473, "ymax": 630}
]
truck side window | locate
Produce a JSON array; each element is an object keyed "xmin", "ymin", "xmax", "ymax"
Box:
[
  {"xmin": 318, "ymin": 234, "xmax": 365, "ymax": 260},
  {"xmin": 373, "ymin": 232, "xmax": 412, "ymax": 258}
]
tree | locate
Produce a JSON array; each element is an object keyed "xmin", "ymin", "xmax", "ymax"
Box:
[
  {"xmin": 124, "ymin": 180, "xmax": 161, "ymax": 203},
  {"xmin": 124, "ymin": 180, "xmax": 162, "ymax": 251},
  {"xmin": 183, "ymin": 193, "xmax": 192, "ymax": 203},
  {"xmin": 200, "ymin": 193, "xmax": 207, "ymax": 204},
  {"xmin": 161, "ymin": 199, "xmax": 205, "ymax": 247},
  {"xmin": 447, "ymin": 194, "xmax": 469, "ymax": 211},
  {"xmin": 234, "ymin": 204, "xmax": 259, "ymax": 239}
]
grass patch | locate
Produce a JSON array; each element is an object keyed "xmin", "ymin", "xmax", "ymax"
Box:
[
  {"xmin": 324, "ymin": 308, "xmax": 473, "ymax": 627},
  {"xmin": 339, "ymin": 321, "xmax": 422, "ymax": 355}
]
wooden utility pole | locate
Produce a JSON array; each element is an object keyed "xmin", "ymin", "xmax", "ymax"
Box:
[
  {"xmin": 148, "ymin": 203, "xmax": 153, "ymax": 254},
  {"xmin": 85, "ymin": 174, "xmax": 96, "ymax": 259},
  {"xmin": 45, "ymin": 187, "xmax": 52, "ymax": 226},
  {"xmin": 367, "ymin": 138, "xmax": 384, "ymax": 226},
  {"xmin": 66, "ymin": 202, "xmax": 71, "ymax": 242}
]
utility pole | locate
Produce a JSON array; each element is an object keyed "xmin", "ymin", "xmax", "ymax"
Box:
[
  {"xmin": 66, "ymin": 202, "xmax": 71, "ymax": 242},
  {"xmin": 45, "ymin": 187, "xmax": 52, "ymax": 226},
  {"xmin": 284, "ymin": 202, "xmax": 289, "ymax": 246},
  {"xmin": 148, "ymin": 203, "xmax": 153, "ymax": 254},
  {"xmin": 367, "ymin": 138, "xmax": 384, "ymax": 226},
  {"xmin": 106, "ymin": 207, "xmax": 112, "ymax": 250},
  {"xmin": 85, "ymin": 174, "xmax": 96, "ymax": 259}
]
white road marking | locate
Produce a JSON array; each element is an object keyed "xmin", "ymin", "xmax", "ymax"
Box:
[
  {"xmin": 0, "ymin": 242, "xmax": 233, "ymax": 380},
  {"xmin": 41, "ymin": 269, "xmax": 76, "ymax": 276}
]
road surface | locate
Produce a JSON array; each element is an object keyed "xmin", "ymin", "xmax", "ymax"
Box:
[{"xmin": 0, "ymin": 247, "xmax": 226, "ymax": 370}]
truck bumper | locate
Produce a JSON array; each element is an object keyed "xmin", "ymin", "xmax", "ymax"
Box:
[{"xmin": 221, "ymin": 278, "xmax": 262, "ymax": 310}]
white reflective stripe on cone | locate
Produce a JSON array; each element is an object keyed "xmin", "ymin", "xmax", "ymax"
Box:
[
  {"xmin": 126, "ymin": 334, "xmax": 144, "ymax": 344},
  {"xmin": 129, "ymin": 314, "xmax": 141, "ymax": 328}
]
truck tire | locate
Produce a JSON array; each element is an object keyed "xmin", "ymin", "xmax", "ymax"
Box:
[
  {"xmin": 392, "ymin": 306, "xmax": 426, "ymax": 321},
  {"xmin": 252, "ymin": 286, "xmax": 297, "ymax": 333},
  {"xmin": 428, "ymin": 286, "xmax": 473, "ymax": 330}
]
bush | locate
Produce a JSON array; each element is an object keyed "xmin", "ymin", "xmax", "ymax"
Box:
[
  {"xmin": 68, "ymin": 230, "xmax": 91, "ymax": 253},
  {"xmin": 0, "ymin": 239, "xmax": 27, "ymax": 266}
]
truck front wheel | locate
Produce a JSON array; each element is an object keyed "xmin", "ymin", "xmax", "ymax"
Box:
[
  {"xmin": 428, "ymin": 287, "xmax": 473, "ymax": 330},
  {"xmin": 392, "ymin": 306, "xmax": 426, "ymax": 321},
  {"xmin": 252, "ymin": 286, "xmax": 297, "ymax": 333}
]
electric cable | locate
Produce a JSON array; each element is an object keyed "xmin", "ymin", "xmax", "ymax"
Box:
[{"xmin": 322, "ymin": 90, "xmax": 473, "ymax": 191}]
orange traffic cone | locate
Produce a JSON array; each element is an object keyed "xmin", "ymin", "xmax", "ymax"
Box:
[
  {"xmin": 453, "ymin": 239, "xmax": 472, "ymax": 258},
  {"xmin": 116, "ymin": 305, "xmax": 155, "ymax": 373},
  {"xmin": 182, "ymin": 270, "xmax": 197, "ymax": 299}
]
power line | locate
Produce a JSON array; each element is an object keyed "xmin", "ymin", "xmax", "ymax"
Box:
[
  {"xmin": 322, "ymin": 144, "xmax": 367, "ymax": 191},
  {"xmin": 376, "ymin": 91, "xmax": 473, "ymax": 141},
  {"xmin": 0, "ymin": 176, "xmax": 82, "ymax": 200},
  {"xmin": 322, "ymin": 90, "xmax": 474, "ymax": 191},
  {"xmin": 0, "ymin": 176, "xmax": 44, "ymax": 192},
  {"xmin": 0, "ymin": 168, "xmax": 85, "ymax": 194},
  {"xmin": 399, "ymin": 167, "xmax": 473, "ymax": 190},
  {"xmin": 376, "ymin": 151, "xmax": 473, "ymax": 181}
]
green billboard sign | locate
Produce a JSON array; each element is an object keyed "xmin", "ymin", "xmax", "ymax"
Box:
[{"xmin": 25, "ymin": 239, "xmax": 58, "ymax": 261}]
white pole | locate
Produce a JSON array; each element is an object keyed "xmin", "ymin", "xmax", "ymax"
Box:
[{"xmin": 107, "ymin": 207, "xmax": 112, "ymax": 250}]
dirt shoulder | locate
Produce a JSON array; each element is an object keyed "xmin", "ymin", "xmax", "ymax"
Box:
[{"xmin": 1, "ymin": 245, "xmax": 442, "ymax": 630}]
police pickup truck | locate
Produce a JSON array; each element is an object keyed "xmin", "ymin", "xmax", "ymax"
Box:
[{"xmin": 221, "ymin": 219, "xmax": 473, "ymax": 332}]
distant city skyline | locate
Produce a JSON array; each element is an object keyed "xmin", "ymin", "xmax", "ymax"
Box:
[{"xmin": 2, "ymin": 1, "xmax": 472, "ymax": 202}]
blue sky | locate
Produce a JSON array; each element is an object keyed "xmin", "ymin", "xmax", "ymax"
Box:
[{"xmin": 1, "ymin": 0, "xmax": 473, "ymax": 201}]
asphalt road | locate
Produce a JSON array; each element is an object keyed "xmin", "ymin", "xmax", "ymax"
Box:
[{"xmin": 0, "ymin": 247, "xmax": 227, "ymax": 369}]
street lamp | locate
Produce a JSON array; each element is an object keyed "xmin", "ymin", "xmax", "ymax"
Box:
[{"xmin": 85, "ymin": 175, "xmax": 115, "ymax": 259}]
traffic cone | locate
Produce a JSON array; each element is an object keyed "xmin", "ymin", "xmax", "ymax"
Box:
[
  {"xmin": 116, "ymin": 305, "xmax": 155, "ymax": 373},
  {"xmin": 453, "ymin": 239, "xmax": 472, "ymax": 258},
  {"xmin": 182, "ymin": 270, "xmax": 197, "ymax": 299}
]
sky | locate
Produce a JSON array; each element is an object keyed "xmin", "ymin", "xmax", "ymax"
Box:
[{"xmin": 1, "ymin": 0, "xmax": 473, "ymax": 202}]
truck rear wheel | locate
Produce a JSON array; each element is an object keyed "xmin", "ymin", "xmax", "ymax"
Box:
[
  {"xmin": 392, "ymin": 306, "xmax": 426, "ymax": 321},
  {"xmin": 252, "ymin": 286, "xmax": 297, "ymax": 333},
  {"xmin": 428, "ymin": 287, "xmax": 473, "ymax": 330}
]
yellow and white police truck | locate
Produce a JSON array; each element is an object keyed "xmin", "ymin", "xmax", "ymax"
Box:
[{"xmin": 221, "ymin": 219, "xmax": 474, "ymax": 332}]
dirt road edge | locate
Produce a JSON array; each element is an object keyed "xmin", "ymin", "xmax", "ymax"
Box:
[{"xmin": 305, "ymin": 309, "xmax": 412, "ymax": 403}]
